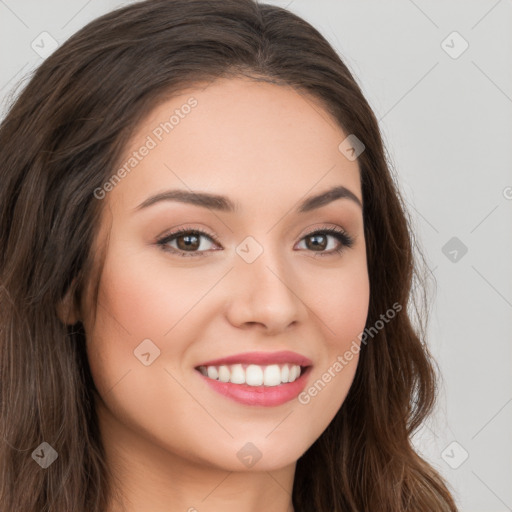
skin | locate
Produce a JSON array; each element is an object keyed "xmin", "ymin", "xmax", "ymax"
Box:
[{"xmin": 59, "ymin": 77, "xmax": 370, "ymax": 512}]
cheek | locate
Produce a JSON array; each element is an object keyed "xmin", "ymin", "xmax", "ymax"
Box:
[
  {"xmin": 83, "ymin": 244, "xmax": 224, "ymax": 393},
  {"xmin": 83, "ymin": 250, "xmax": 176, "ymax": 395},
  {"xmin": 332, "ymin": 275, "xmax": 370, "ymax": 346},
  {"xmin": 83, "ymin": 251, "xmax": 206, "ymax": 450},
  {"xmin": 295, "ymin": 258, "xmax": 369, "ymax": 425},
  {"xmin": 305, "ymin": 257, "xmax": 370, "ymax": 347},
  {"xmin": 90, "ymin": 244, "xmax": 219, "ymax": 339}
]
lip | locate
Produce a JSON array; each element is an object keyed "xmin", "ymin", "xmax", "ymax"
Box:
[
  {"xmin": 196, "ymin": 350, "xmax": 313, "ymax": 368},
  {"xmin": 196, "ymin": 365, "xmax": 312, "ymax": 407}
]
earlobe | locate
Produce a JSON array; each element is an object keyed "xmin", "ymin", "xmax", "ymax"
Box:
[{"xmin": 56, "ymin": 280, "xmax": 82, "ymax": 325}]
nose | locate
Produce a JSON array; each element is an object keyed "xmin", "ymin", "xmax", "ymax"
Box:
[{"xmin": 224, "ymin": 246, "xmax": 307, "ymax": 334}]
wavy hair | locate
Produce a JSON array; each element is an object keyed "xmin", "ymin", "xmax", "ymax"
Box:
[{"xmin": 0, "ymin": 0, "xmax": 457, "ymax": 510}]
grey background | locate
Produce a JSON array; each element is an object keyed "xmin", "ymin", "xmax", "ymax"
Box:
[{"xmin": 1, "ymin": 1, "xmax": 511, "ymax": 510}]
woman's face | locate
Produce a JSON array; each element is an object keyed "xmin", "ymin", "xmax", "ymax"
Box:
[{"xmin": 80, "ymin": 77, "xmax": 370, "ymax": 472}]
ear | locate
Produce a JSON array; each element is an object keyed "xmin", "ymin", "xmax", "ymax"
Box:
[{"xmin": 56, "ymin": 279, "xmax": 82, "ymax": 325}]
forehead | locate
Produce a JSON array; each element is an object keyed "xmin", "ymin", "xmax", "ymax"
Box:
[{"xmin": 107, "ymin": 77, "xmax": 362, "ymax": 214}]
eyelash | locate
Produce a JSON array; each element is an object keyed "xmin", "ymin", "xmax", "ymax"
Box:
[{"xmin": 156, "ymin": 226, "xmax": 355, "ymax": 258}]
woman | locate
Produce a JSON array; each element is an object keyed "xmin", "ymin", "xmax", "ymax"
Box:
[{"xmin": 0, "ymin": 0, "xmax": 458, "ymax": 510}]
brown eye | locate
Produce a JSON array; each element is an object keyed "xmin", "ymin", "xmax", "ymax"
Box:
[
  {"xmin": 297, "ymin": 227, "xmax": 354, "ymax": 256},
  {"xmin": 304, "ymin": 233, "xmax": 329, "ymax": 251},
  {"xmin": 156, "ymin": 229, "xmax": 219, "ymax": 257},
  {"xmin": 175, "ymin": 232, "xmax": 201, "ymax": 251}
]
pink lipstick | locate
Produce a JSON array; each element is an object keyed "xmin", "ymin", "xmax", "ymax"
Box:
[{"xmin": 195, "ymin": 350, "xmax": 312, "ymax": 407}]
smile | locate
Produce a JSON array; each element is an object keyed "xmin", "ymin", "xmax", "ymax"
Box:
[{"xmin": 197, "ymin": 363, "xmax": 304, "ymax": 387}]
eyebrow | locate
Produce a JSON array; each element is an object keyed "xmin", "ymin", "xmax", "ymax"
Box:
[{"xmin": 133, "ymin": 184, "xmax": 362, "ymax": 213}]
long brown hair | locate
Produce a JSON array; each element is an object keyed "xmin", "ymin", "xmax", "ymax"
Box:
[{"xmin": 0, "ymin": 0, "xmax": 457, "ymax": 510}]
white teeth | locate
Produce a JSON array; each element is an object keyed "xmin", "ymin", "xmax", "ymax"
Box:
[
  {"xmin": 229, "ymin": 364, "xmax": 245, "ymax": 384},
  {"xmin": 218, "ymin": 365, "xmax": 230, "ymax": 382},
  {"xmin": 198, "ymin": 363, "xmax": 304, "ymax": 386},
  {"xmin": 281, "ymin": 364, "xmax": 289, "ymax": 383},
  {"xmin": 263, "ymin": 364, "xmax": 282, "ymax": 386},
  {"xmin": 246, "ymin": 365, "xmax": 263, "ymax": 386},
  {"xmin": 206, "ymin": 366, "xmax": 218, "ymax": 380}
]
